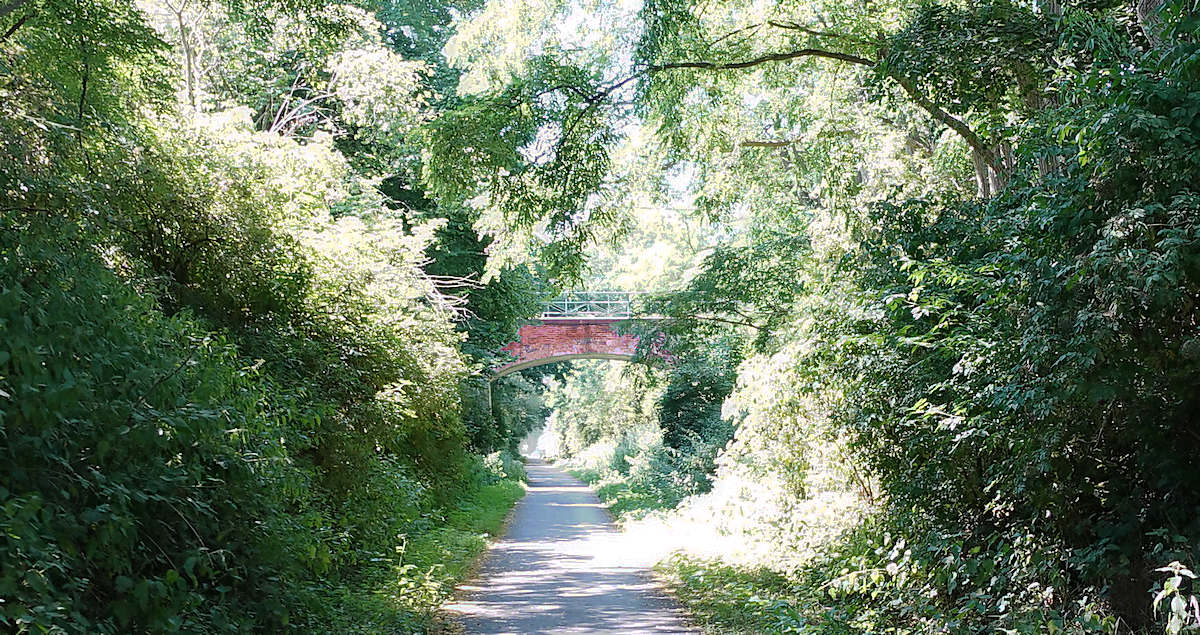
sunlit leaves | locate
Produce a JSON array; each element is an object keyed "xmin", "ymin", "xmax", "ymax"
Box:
[
  {"xmin": 330, "ymin": 44, "xmax": 431, "ymax": 144},
  {"xmin": 422, "ymin": 58, "xmax": 623, "ymax": 280},
  {"xmin": 643, "ymin": 233, "xmax": 812, "ymax": 355},
  {"xmin": 0, "ymin": 9, "xmax": 477, "ymax": 628},
  {"xmin": 876, "ymin": 2, "xmax": 1056, "ymax": 118}
]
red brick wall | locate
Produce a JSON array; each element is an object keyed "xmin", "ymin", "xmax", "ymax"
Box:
[{"xmin": 497, "ymin": 319, "xmax": 639, "ymax": 374}]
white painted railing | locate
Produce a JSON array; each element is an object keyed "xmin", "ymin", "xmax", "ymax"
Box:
[{"xmin": 540, "ymin": 291, "xmax": 644, "ymax": 319}]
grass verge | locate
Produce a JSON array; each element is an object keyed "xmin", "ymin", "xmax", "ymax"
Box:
[
  {"xmin": 654, "ymin": 554, "xmax": 814, "ymax": 634},
  {"xmin": 405, "ymin": 479, "xmax": 526, "ymax": 584},
  {"xmin": 566, "ymin": 467, "xmax": 676, "ymax": 519},
  {"xmin": 323, "ymin": 474, "xmax": 526, "ymax": 633}
]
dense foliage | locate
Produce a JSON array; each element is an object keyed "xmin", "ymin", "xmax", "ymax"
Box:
[
  {"xmin": 442, "ymin": 0, "xmax": 1200, "ymax": 632},
  {"xmin": 6, "ymin": 0, "xmax": 1200, "ymax": 630},
  {"xmin": 0, "ymin": 0, "xmax": 536, "ymax": 630}
]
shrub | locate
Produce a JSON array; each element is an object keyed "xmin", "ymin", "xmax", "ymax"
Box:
[
  {"xmin": 0, "ymin": 215, "xmax": 306, "ymax": 631},
  {"xmin": 480, "ymin": 451, "xmax": 528, "ymax": 484}
]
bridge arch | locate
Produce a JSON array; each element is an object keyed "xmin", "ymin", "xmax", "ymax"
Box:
[
  {"xmin": 493, "ymin": 292, "xmax": 654, "ymax": 380},
  {"xmin": 494, "ymin": 319, "xmax": 639, "ymax": 379}
]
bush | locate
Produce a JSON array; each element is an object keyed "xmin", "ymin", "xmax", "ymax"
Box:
[
  {"xmin": 0, "ymin": 113, "xmax": 480, "ymax": 631},
  {"xmin": 480, "ymin": 451, "xmax": 528, "ymax": 484},
  {"xmin": 0, "ymin": 216, "xmax": 306, "ymax": 630}
]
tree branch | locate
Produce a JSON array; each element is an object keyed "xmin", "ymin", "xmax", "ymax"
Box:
[
  {"xmin": 891, "ymin": 75, "xmax": 997, "ymax": 169},
  {"xmin": 649, "ymin": 48, "xmax": 874, "ymax": 72},
  {"xmin": 709, "ymin": 22, "xmax": 763, "ymax": 47},
  {"xmin": 740, "ymin": 139, "xmax": 797, "ymax": 148},
  {"xmin": 529, "ymin": 43, "xmax": 1001, "ymax": 196},
  {"xmin": 0, "ymin": 10, "xmax": 30, "ymax": 41},
  {"xmin": 641, "ymin": 47, "xmax": 1000, "ymax": 174},
  {"xmin": 766, "ymin": 20, "xmax": 879, "ymax": 46},
  {"xmin": 535, "ymin": 83, "xmax": 599, "ymax": 104},
  {"xmin": 269, "ymin": 91, "xmax": 335, "ymax": 135},
  {"xmin": 270, "ymin": 73, "xmax": 303, "ymax": 132}
]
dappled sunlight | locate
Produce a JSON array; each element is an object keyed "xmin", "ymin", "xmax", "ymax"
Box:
[
  {"xmin": 550, "ymin": 361, "xmax": 874, "ymax": 572},
  {"xmin": 10, "ymin": 0, "xmax": 1196, "ymax": 630},
  {"xmin": 617, "ymin": 471, "xmax": 870, "ymax": 572},
  {"xmin": 446, "ymin": 461, "xmax": 691, "ymax": 633}
]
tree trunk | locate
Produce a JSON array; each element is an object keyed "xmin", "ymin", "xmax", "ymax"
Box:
[
  {"xmin": 172, "ymin": 3, "xmax": 196, "ymax": 109},
  {"xmin": 1037, "ymin": 0, "xmax": 1063, "ymax": 17},
  {"xmin": 1137, "ymin": 0, "xmax": 1167, "ymax": 48},
  {"xmin": 972, "ymin": 150, "xmax": 993, "ymax": 199}
]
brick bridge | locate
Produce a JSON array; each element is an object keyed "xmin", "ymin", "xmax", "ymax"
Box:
[{"xmin": 495, "ymin": 292, "xmax": 651, "ymax": 378}]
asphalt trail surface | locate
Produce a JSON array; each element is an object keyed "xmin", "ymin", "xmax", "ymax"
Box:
[{"xmin": 444, "ymin": 459, "xmax": 694, "ymax": 634}]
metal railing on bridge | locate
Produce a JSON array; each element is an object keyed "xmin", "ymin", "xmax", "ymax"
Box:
[{"xmin": 540, "ymin": 291, "xmax": 645, "ymax": 319}]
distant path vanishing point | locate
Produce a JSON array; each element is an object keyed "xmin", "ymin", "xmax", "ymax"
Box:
[{"xmin": 444, "ymin": 459, "xmax": 694, "ymax": 635}]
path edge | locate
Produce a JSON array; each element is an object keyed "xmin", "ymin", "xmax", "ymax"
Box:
[{"xmin": 430, "ymin": 470, "xmax": 531, "ymax": 634}]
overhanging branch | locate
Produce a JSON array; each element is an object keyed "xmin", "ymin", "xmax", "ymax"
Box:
[
  {"xmin": 635, "ymin": 47, "xmax": 1000, "ymax": 173},
  {"xmin": 525, "ymin": 42, "xmax": 1002, "ymax": 199},
  {"xmin": 740, "ymin": 139, "xmax": 797, "ymax": 148},
  {"xmin": 892, "ymin": 76, "xmax": 998, "ymax": 168},
  {"xmin": 648, "ymin": 48, "xmax": 874, "ymax": 72},
  {"xmin": 765, "ymin": 20, "xmax": 880, "ymax": 47}
]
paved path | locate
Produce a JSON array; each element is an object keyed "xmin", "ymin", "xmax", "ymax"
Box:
[{"xmin": 444, "ymin": 460, "xmax": 693, "ymax": 634}]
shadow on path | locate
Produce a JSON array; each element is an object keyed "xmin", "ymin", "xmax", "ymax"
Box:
[{"xmin": 443, "ymin": 460, "xmax": 694, "ymax": 634}]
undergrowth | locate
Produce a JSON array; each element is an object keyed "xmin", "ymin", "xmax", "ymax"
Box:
[
  {"xmin": 655, "ymin": 555, "xmax": 811, "ymax": 635},
  {"xmin": 310, "ymin": 454, "xmax": 526, "ymax": 632}
]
